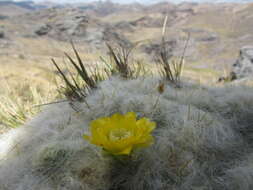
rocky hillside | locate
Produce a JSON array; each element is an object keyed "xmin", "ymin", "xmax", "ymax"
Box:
[
  {"xmin": 0, "ymin": 1, "xmax": 253, "ymax": 89},
  {"xmin": 0, "ymin": 1, "xmax": 50, "ymax": 16}
]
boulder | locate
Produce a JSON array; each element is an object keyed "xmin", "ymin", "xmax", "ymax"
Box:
[
  {"xmin": 102, "ymin": 25, "xmax": 132, "ymax": 47},
  {"xmin": 34, "ymin": 24, "xmax": 52, "ymax": 36},
  {"xmin": 0, "ymin": 31, "xmax": 4, "ymax": 38},
  {"xmin": 0, "ymin": 15, "xmax": 8, "ymax": 20},
  {"xmin": 142, "ymin": 40, "xmax": 177, "ymax": 56},
  {"xmin": 115, "ymin": 21, "xmax": 134, "ymax": 32},
  {"xmin": 232, "ymin": 46, "xmax": 253, "ymax": 79},
  {"xmin": 130, "ymin": 16, "xmax": 163, "ymax": 28}
]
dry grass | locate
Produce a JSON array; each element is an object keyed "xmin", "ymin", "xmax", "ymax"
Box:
[
  {"xmin": 52, "ymin": 43, "xmax": 104, "ymax": 102},
  {"xmin": 0, "ymin": 80, "xmax": 57, "ymax": 129},
  {"xmin": 125, "ymin": 27, "xmax": 163, "ymax": 42},
  {"xmin": 101, "ymin": 12, "xmax": 146, "ymax": 23}
]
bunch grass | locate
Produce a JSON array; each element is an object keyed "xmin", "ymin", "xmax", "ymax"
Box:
[
  {"xmin": 0, "ymin": 82, "xmax": 56, "ymax": 128},
  {"xmin": 52, "ymin": 42, "xmax": 108, "ymax": 102},
  {"xmin": 107, "ymin": 42, "xmax": 151, "ymax": 79},
  {"xmin": 106, "ymin": 43, "xmax": 135, "ymax": 79},
  {"xmin": 157, "ymin": 16, "xmax": 190, "ymax": 86}
]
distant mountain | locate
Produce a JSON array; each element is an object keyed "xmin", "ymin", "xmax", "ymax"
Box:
[
  {"xmin": 83, "ymin": 0, "xmax": 249, "ymax": 3},
  {"xmin": 0, "ymin": 0, "xmax": 52, "ymax": 17},
  {"xmin": 10, "ymin": 0, "xmax": 253, "ymax": 4},
  {"xmin": 0, "ymin": 1, "xmax": 48, "ymax": 10},
  {"xmin": 0, "ymin": 1, "xmax": 35, "ymax": 9}
]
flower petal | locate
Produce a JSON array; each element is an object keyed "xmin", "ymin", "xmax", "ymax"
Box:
[
  {"xmin": 115, "ymin": 146, "xmax": 133, "ymax": 155},
  {"xmin": 83, "ymin": 112, "xmax": 156, "ymax": 156}
]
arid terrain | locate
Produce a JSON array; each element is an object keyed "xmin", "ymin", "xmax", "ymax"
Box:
[{"xmin": 1, "ymin": 1, "xmax": 253, "ymax": 84}]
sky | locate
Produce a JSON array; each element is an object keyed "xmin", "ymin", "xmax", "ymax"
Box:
[{"xmin": 9, "ymin": 0, "xmax": 253, "ymax": 4}]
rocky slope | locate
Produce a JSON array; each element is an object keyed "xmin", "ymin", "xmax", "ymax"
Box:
[
  {"xmin": 0, "ymin": 1, "xmax": 253, "ymax": 90},
  {"xmin": 1, "ymin": 2, "xmax": 253, "ymax": 66}
]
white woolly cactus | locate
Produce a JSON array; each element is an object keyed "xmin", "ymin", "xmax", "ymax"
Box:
[{"xmin": 1, "ymin": 75, "xmax": 253, "ymax": 190}]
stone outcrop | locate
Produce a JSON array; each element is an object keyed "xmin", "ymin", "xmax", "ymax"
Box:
[
  {"xmin": 232, "ymin": 46, "xmax": 253, "ymax": 79},
  {"xmin": 34, "ymin": 23, "xmax": 52, "ymax": 36},
  {"xmin": 0, "ymin": 31, "xmax": 4, "ymax": 39}
]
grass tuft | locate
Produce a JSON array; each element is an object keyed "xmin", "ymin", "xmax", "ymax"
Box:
[
  {"xmin": 52, "ymin": 42, "xmax": 106, "ymax": 103},
  {"xmin": 106, "ymin": 43, "xmax": 136, "ymax": 79},
  {"xmin": 156, "ymin": 34, "xmax": 190, "ymax": 86},
  {"xmin": 0, "ymin": 83, "xmax": 55, "ymax": 128},
  {"xmin": 156, "ymin": 15, "xmax": 190, "ymax": 86}
]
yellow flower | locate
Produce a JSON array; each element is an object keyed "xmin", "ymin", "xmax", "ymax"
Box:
[{"xmin": 83, "ymin": 112, "xmax": 156, "ymax": 155}]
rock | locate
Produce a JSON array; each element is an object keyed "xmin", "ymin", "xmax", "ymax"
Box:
[
  {"xmin": 142, "ymin": 40, "xmax": 177, "ymax": 56},
  {"xmin": 130, "ymin": 16, "xmax": 162, "ymax": 28},
  {"xmin": 35, "ymin": 24, "xmax": 52, "ymax": 36},
  {"xmin": 196, "ymin": 33, "xmax": 217, "ymax": 42},
  {"xmin": 218, "ymin": 72, "xmax": 237, "ymax": 83},
  {"xmin": 232, "ymin": 46, "xmax": 253, "ymax": 79},
  {"xmin": 115, "ymin": 21, "xmax": 134, "ymax": 32},
  {"xmin": 83, "ymin": 27, "xmax": 104, "ymax": 49},
  {"xmin": 0, "ymin": 15, "xmax": 8, "ymax": 20},
  {"xmin": 102, "ymin": 25, "xmax": 132, "ymax": 47},
  {"xmin": 141, "ymin": 37, "xmax": 196, "ymax": 60},
  {"xmin": 182, "ymin": 28, "xmax": 218, "ymax": 42},
  {"xmin": 182, "ymin": 28, "xmax": 206, "ymax": 33},
  {"xmin": 0, "ymin": 31, "xmax": 4, "ymax": 38},
  {"xmin": 55, "ymin": 15, "xmax": 89, "ymax": 36}
]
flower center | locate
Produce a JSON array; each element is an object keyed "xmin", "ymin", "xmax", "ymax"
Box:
[{"xmin": 109, "ymin": 128, "xmax": 132, "ymax": 141}]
